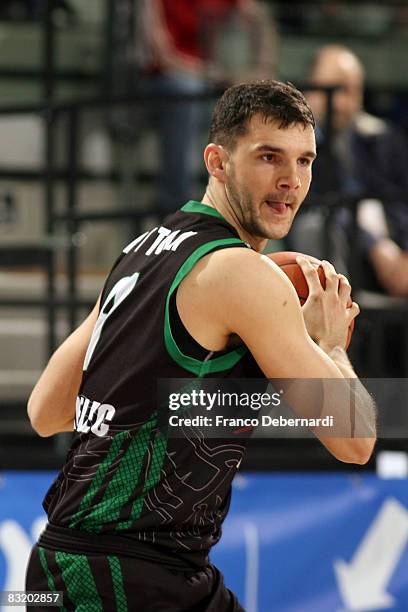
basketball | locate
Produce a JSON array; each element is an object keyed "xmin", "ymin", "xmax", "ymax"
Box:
[{"xmin": 267, "ymin": 251, "xmax": 355, "ymax": 350}]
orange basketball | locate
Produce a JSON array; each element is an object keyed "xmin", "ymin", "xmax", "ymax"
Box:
[{"xmin": 267, "ymin": 251, "xmax": 355, "ymax": 350}]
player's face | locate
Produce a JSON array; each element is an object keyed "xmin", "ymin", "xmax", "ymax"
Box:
[{"xmin": 224, "ymin": 115, "xmax": 316, "ymax": 240}]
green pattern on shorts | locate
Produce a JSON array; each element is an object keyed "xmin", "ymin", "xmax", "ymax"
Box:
[
  {"xmin": 116, "ymin": 430, "xmax": 167, "ymax": 530},
  {"xmin": 108, "ymin": 556, "xmax": 128, "ymax": 612},
  {"xmin": 38, "ymin": 546, "xmax": 57, "ymax": 592},
  {"xmin": 69, "ymin": 430, "xmax": 128, "ymax": 528},
  {"xmin": 55, "ymin": 551, "xmax": 103, "ymax": 612},
  {"xmin": 79, "ymin": 417, "xmax": 156, "ymax": 532},
  {"xmin": 38, "ymin": 546, "xmax": 67, "ymax": 612}
]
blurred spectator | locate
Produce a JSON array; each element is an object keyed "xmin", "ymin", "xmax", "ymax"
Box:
[
  {"xmin": 136, "ymin": 0, "xmax": 277, "ymax": 215},
  {"xmin": 274, "ymin": 2, "xmax": 392, "ymax": 37},
  {"xmin": 0, "ymin": 0, "xmax": 75, "ymax": 21},
  {"xmin": 289, "ymin": 44, "xmax": 408, "ymax": 297}
]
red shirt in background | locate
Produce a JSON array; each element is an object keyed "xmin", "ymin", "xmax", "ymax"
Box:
[{"xmin": 160, "ymin": 0, "xmax": 240, "ymax": 62}]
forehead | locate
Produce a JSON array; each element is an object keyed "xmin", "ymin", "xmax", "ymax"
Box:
[
  {"xmin": 235, "ymin": 114, "xmax": 316, "ymax": 156},
  {"xmin": 313, "ymin": 55, "xmax": 362, "ymax": 88}
]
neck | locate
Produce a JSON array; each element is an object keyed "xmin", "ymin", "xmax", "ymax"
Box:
[{"xmin": 201, "ymin": 181, "xmax": 267, "ymax": 253}]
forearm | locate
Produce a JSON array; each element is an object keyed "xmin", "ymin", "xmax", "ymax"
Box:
[
  {"xmin": 28, "ymin": 300, "xmax": 99, "ymax": 437},
  {"xmin": 369, "ymin": 238, "xmax": 408, "ymax": 296},
  {"xmin": 252, "ymin": 5, "xmax": 278, "ymax": 77},
  {"xmin": 318, "ymin": 346, "xmax": 377, "ymax": 463},
  {"xmin": 235, "ymin": 0, "xmax": 278, "ymax": 79},
  {"xmin": 320, "ymin": 345, "xmax": 357, "ymax": 378},
  {"xmin": 28, "ymin": 338, "xmax": 85, "ymax": 436}
]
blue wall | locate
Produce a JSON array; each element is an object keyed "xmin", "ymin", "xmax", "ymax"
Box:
[{"xmin": 1, "ymin": 471, "xmax": 407, "ymax": 612}]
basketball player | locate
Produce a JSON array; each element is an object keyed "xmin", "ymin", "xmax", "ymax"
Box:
[{"xmin": 26, "ymin": 81, "xmax": 376, "ymax": 611}]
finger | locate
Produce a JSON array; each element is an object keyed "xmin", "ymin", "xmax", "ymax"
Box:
[
  {"xmin": 338, "ymin": 275, "xmax": 352, "ymax": 305},
  {"xmin": 296, "ymin": 256, "xmax": 322, "ymax": 294},
  {"xmin": 320, "ymin": 260, "xmax": 340, "ymax": 291},
  {"xmin": 338, "ymin": 273, "xmax": 350, "ymax": 285},
  {"xmin": 347, "ymin": 301, "xmax": 360, "ymax": 321}
]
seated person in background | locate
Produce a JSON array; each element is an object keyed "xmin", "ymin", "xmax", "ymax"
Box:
[
  {"xmin": 138, "ymin": 0, "xmax": 277, "ymax": 215},
  {"xmin": 288, "ymin": 44, "xmax": 408, "ymax": 297}
]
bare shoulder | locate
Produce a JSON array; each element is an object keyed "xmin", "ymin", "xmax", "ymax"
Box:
[
  {"xmin": 185, "ymin": 245, "xmax": 286, "ymax": 280},
  {"xmin": 188, "ymin": 246, "xmax": 299, "ymax": 305},
  {"xmin": 178, "ymin": 245, "xmax": 302, "ymax": 335},
  {"xmin": 177, "ymin": 245, "xmax": 346, "ymax": 379}
]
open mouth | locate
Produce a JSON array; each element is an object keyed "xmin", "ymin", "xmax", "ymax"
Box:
[{"xmin": 265, "ymin": 200, "xmax": 291, "ymax": 215}]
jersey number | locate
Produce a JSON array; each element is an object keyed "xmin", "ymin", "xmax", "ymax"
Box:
[{"xmin": 83, "ymin": 272, "xmax": 140, "ymax": 370}]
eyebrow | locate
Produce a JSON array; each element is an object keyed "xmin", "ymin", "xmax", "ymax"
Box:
[{"xmin": 254, "ymin": 145, "xmax": 317, "ymax": 160}]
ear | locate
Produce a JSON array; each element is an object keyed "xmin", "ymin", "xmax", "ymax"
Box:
[{"xmin": 204, "ymin": 143, "xmax": 229, "ymax": 183}]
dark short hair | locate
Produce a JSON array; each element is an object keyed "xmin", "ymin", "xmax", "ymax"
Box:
[{"xmin": 209, "ymin": 80, "xmax": 315, "ymax": 150}]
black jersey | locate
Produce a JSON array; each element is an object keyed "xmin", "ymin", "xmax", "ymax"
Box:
[{"xmin": 41, "ymin": 201, "xmax": 262, "ymax": 566}]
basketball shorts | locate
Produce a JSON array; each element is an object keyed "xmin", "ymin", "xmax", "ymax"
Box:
[{"xmin": 26, "ymin": 544, "xmax": 245, "ymax": 611}]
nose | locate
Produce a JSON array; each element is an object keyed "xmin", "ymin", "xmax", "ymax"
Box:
[{"xmin": 276, "ymin": 163, "xmax": 300, "ymax": 191}]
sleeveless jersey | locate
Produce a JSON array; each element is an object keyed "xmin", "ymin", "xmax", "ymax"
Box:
[{"xmin": 41, "ymin": 201, "xmax": 263, "ymax": 565}]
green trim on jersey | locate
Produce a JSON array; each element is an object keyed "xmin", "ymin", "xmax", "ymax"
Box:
[
  {"xmin": 69, "ymin": 430, "xmax": 128, "ymax": 529},
  {"xmin": 164, "ymin": 238, "xmax": 248, "ymax": 376},
  {"xmin": 55, "ymin": 551, "xmax": 103, "ymax": 612},
  {"xmin": 108, "ymin": 556, "xmax": 128, "ymax": 612},
  {"xmin": 79, "ymin": 417, "xmax": 158, "ymax": 532},
  {"xmin": 116, "ymin": 430, "xmax": 167, "ymax": 530},
  {"xmin": 181, "ymin": 200, "xmax": 227, "ymax": 221}
]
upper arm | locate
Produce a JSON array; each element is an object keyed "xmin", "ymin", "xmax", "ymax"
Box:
[
  {"xmin": 198, "ymin": 249, "xmax": 343, "ymax": 380},
  {"xmin": 27, "ymin": 297, "xmax": 101, "ymax": 435},
  {"xmin": 45, "ymin": 296, "xmax": 101, "ymax": 377}
]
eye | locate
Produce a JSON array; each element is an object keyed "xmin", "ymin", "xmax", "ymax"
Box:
[
  {"xmin": 261, "ymin": 153, "xmax": 277, "ymax": 162},
  {"xmin": 298, "ymin": 157, "xmax": 312, "ymax": 167}
]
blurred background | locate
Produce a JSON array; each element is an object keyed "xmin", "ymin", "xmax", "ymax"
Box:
[{"xmin": 0, "ymin": 1, "xmax": 408, "ymax": 610}]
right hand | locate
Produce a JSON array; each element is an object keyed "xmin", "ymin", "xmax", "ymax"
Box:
[{"xmin": 296, "ymin": 257, "xmax": 360, "ymax": 352}]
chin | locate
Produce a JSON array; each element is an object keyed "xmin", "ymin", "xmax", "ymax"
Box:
[
  {"xmin": 255, "ymin": 227, "xmax": 288, "ymax": 242},
  {"xmin": 264, "ymin": 221, "xmax": 293, "ymax": 241},
  {"xmin": 267, "ymin": 229, "xmax": 290, "ymax": 241}
]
